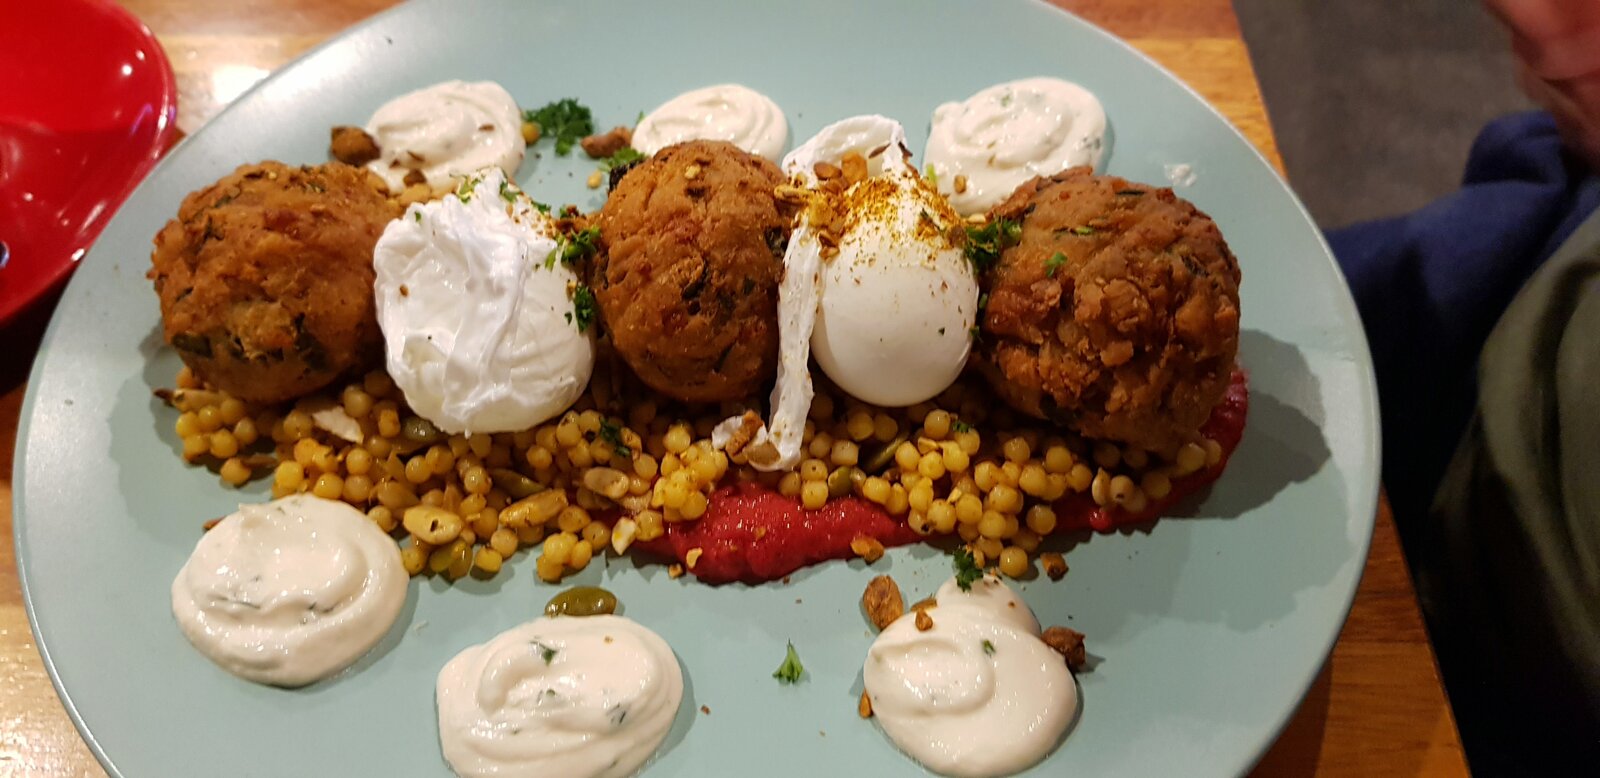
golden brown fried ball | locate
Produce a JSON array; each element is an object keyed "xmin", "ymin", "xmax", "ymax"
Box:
[
  {"xmin": 593, "ymin": 140, "xmax": 794, "ymax": 403},
  {"xmin": 977, "ymin": 167, "xmax": 1241, "ymax": 453},
  {"xmin": 148, "ymin": 161, "xmax": 399, "ymax": 404}
]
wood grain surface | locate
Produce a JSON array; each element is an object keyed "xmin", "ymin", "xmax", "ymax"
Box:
[{"xmin": 0, "ymin": 0, "xmax": 1464, "ymax": 775}]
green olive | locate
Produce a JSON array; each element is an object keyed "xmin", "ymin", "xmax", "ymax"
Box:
[
  {"xmin": 401, "ymin": 416, "xmax": 444, "ymax": 445},
  {"xmin": 860, "ymin": 431, "xmax": 911, "ymax": 474},
  {"xmin": 545, "ymin": 586, "xmax": 619, "ymax": 618},
  {"xmin": 489, "ymin": 468, "xmax": 545, "ymax": 499},
  {"xmin": 827, "ymin": 466, "xmax": 856, "ymax": 499}
]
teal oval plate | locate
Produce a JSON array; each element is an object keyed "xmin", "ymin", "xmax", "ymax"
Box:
[{"xmin": 13, "ymin": 0, "xmax": 1379, "ymax": 775}]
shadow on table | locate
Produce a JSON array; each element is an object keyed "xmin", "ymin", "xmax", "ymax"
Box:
[
  {"xmin": 1250, "ymin": 663, "xmax": 1332, "ymax": 775},
  {"xmin": 0, "ymin": 286, "xmax": 64, "ymax": 397}
]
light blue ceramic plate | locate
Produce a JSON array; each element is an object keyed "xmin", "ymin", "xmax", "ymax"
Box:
[{"xmin": 14, "ymin": 0, "xmax": 1379, "ymax": 775}]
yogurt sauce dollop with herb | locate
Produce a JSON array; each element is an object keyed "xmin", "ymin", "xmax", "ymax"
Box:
[
  {"xmin": 863, "ymin": 574, "xmax": 1078, "ymax": 778},
  {"xmin": 436, "ymin": 615, "xmax": 683, "ymax": 778},
  {"xmin": 364, "ymin": 80, "xmax": 526, "ymax": 192},
  {"xmin": 924, "ymin": 77, "xmax": 1107, "ymax": 215},
  {"xmin": 631, "ymin": 84, "xmax": 788, "ymax": 161},
  {"xmin": 170, "ymin": 494, "xmax": 409, "ymax": 687}
]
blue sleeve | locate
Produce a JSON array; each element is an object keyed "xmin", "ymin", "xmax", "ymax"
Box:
[{"xmin": 1327, "ymin": 111, "xmax": 1600, "ymax": 525}]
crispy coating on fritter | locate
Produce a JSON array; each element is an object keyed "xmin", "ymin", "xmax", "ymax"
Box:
[
  {"xmin": 593, "ymin": 140, "xmax": 794, "ymax": 403},
  {"xmin": 977, "ymin": 167, "xmax": 1241, "ymax": 453},
  {"xmin": 148, "ymin": 161, "xmax": 399, "ymax": 403}
]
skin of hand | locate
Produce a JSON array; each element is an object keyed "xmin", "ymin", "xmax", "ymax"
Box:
[{"xmin": 1484, "ymin": 0, "xmax": 1600, "ymax": 170}]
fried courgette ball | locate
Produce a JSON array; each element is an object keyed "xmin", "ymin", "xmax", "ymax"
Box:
[
  {"xmin": 593, "ymin": 140, "xmax": 794, "ymax": 403},
  {"xmin": 977, "ymin": 167, "xmax": 1241, "ymax": 454},
  {"xmin": 148, "ymin": 161, "xmax": 399, "ymax": 403}
]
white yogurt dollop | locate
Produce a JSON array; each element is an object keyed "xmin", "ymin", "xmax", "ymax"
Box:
[
  {"xmin": 632, "ymin": 84, "xmax": 787, "ymax": 161},
  {"xmin": 437, "ymin": 615, "xmax": 683, "ymax": 778},
  {"xmin": 925, "ymin": 77, "xmax": 1107, "ymax": 215},
  {"xmin": 864, "ymin": 575, "xmax": 1078, "ymax": 778},
  {"xmin": 171, "ymin": 495, "xmax": 408, "ymax": 687},
  {"xmin": 373, "ymin": 168, "xmax": 594, "ymax": 435},
  {"xmin": 365, "ymin": 80, "xmax": 525, "ymax": 192}
]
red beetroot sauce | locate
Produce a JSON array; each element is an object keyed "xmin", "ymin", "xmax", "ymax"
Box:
[{"xmin": 637, "ymin": 369, "xmax": 1250, "ymax": 584}]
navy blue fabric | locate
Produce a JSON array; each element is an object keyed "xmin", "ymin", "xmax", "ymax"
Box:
[{"xmin": 1327, "ymin": 111, "xmax": 1600, "ymax": 532}]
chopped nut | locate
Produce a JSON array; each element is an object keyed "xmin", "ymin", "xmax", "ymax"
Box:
[
  {"xmin": 813, "ymin": 161, "xmax": 842, "ymax": 180},
  {"xmin": 700, "ymin": 704, "xmax": 711, "ymax": 715},
  {"xmin": 858, "ymin": 691, "xmax": 873, "ymax": 718},
  {"xmin": 722, "ymin": 410, "xmax": 763, "ymax": 456},
  {"xmin": 521, "ymin": 121, "xmax": 540, "ymax": 145},
  {"xmin": 581, "ymin": 126, "xmax": 633, "ymax": 159},
  {"xmin": 402, "ymin": 169, "xmax": 428, "ymax": 188},
  {"xmin": 966, "ymin": 212, "xmax": 988, "ymax": 224},
  {"xmin": 1042, "ymin": 626, "xmax": 1087, "ymax": 671},
  {"xmin": 861, "ymin": 575, "xmax": 904, "ymax": 630},
  {"xmin": 1041, "ymin": 552, "xmax": 1069, "ymax": 581},
  {"xmin": 915, "ymin": 609, "xmax": 934, "ymax": 632},
  {"xmin": 850, "ymin": 535, "xmax": 885, "ymax": 564},
  {"xmin": 953, "ymin": 174, "xmax": 969, "ymax": 194},
  {"xmin": 841, "ymin": 152, "xmax": 868, "ymax": 186},
  {"xmin": 686, "ymin": 547, "xmax": 704, "ymax": 569},
  {"xmin": 586, "ymin": 170, "xmax": 604, "ymax": 189},
  {"xmin": 774, "ymin": 184, "xmax": 809, "ymax": 203},
  {"xmin": 201, "ymin": 517, "xmax": 223, "ymax": 532},
  {"xmin": 684, "ymin": 163, "xmax": 702, "ymax": 180},
  {"xmin": 910, "ymin": 597, "xmax": 938, "ymax": 613},
  {"xmin": 668, "ymin": 563, "xmax": 685, "ymax": 579},
  {"xmin": 329, "ymin": 125, "xmax": 380, "ymax": 166}
]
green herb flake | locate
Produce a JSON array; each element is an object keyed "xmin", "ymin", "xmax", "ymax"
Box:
[
  {"xmin": 773, "ymin": 642, "xmax": 805, "ymax": 685},
  {"xmin": 525, "ymin": 99, "xmax": 595, "ymax": 156},
  {"xmin": 969, "ymin": 325, "xmax": 982, "ymax": 342},
  {"xmin": 571, "ymin": 283, "xmax": 598, "ymax": 333},
  {"xmin": 599, "ymin": 419, "xmax": 632, "ymax": 458},
  {"xmin": 982, "ymin": 639, "xmax": 995, "ymax": 656},
  {"xmin": 599, "ymin": 146, "xmax": 646, "ymax": 172},
  {"xmin": 953, "ymin": 547, "xmax": 982, "ymax": 592},
  {"xmin": 549, "ymin": 225, "xmax": 602, "ymax": 268},
  {"xmin": 963, "ymin": 218, "xmax": 1022, "ymax": 274},
  {"xmin": 1073, "ymin": 225, "xmax": 1096, "ymax": 236},
  {"xmin": 952, "ymin": 420, "xmax": 973, "ymax": 434},
  {"xmin": 1044, "ymin": 251, "xmax": 1068, "ymax": 277},
  {"xmin": 499, "ymin": 178, "xmax": 518, "ymax": 204},
  {"xmin": 924, "ymin": 163, "xmax": 938, "ymax": 185},
  {"xmin": 412, "ymin": 211, "xmax": 422, "ymax": 223},
  {"xmin": 533, "ymin": 641, "xmax": 558, "ymax": 664}
]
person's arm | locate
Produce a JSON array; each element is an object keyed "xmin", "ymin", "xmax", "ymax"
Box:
[{"xmin": 1485, "ymin": 0, "xmax": 1600, "ymax": 170}]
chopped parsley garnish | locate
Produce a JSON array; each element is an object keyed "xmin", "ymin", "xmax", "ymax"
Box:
[
  {"xmin": 531, "ymin": 200, "xmax": 552, "ymax": 215},
  {"xmin": 599, "ymin": 419, "xmax": 632, "ymax": 458},
  {"xmin": 969, "ymin": 325, "xmax": 982, "ymax": 342},
  {"xmin": 455, "ymin": 174, "xmax": 484, "ymax": 201},
  {"xmin": 524, "ymin": 99, "xmax": 595, "ymax": 156},
  {"xmin": 1072, "ymin": 225, "xmax": 1096, "ymax": 236},
  {"xmin": 547, "ymin": 225, "xmax": 602, "ymax": 269},
  {"xmin": 499, "ymin": 178, "xmax": 518, "ymax": 204},
  {"xmin": 1044, "ymin": 251, "xmax": 1068, "ymax": 277},
  {"xmin": 412, "ymin": 211, "xmax": 422, "ymax": 222},
  {"xmin": 963, "ymin": 218, "xmax": 1021, "ymax": 273},
  {"xmin": 599, "ymin": 146, "xmax": 646, "ymax": 171},
  {"xmin": 952, "ymin": 420, "xmax": 973, "ymax": 434},
  {"xmin": 773, "ymin": 642, "xmax": 805, "ymax": 685},
  {"xmin": 953, "ymin": 547, "xmax": 982, "ymax": 592},
  {"xmin": 982, "ymin": 639, "xmax": 996, "ymax": 656},
  {"xmin": 571, "ymin": 283, "xmax": 598, "ymax": 333},
  {"xmin": 533, "ymin": 641, "xmax": 558, "ymax": 664},
  {"xmin": 924, "ymin": 163, "xmax": 938, "ymax": 185}
]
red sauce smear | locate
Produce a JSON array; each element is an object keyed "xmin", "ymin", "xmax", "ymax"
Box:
[{"xmin": 638, "ymin": 369, "xmax": 1249, "ymax": 584}]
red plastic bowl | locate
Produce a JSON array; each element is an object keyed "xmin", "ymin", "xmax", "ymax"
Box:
[{"xmin": 0, "ymin": 0, "xmax": 177, "ymax": 326}]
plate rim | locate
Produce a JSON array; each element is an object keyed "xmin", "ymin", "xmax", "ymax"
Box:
[{"xmin": 12, "ymin": 0, "xmax": 1384, "ymax": 775}]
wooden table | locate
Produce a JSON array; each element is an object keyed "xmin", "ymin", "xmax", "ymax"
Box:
[{"xmin": 0, "ymin": 0, "xmax": 1467, "ymax": 774}]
